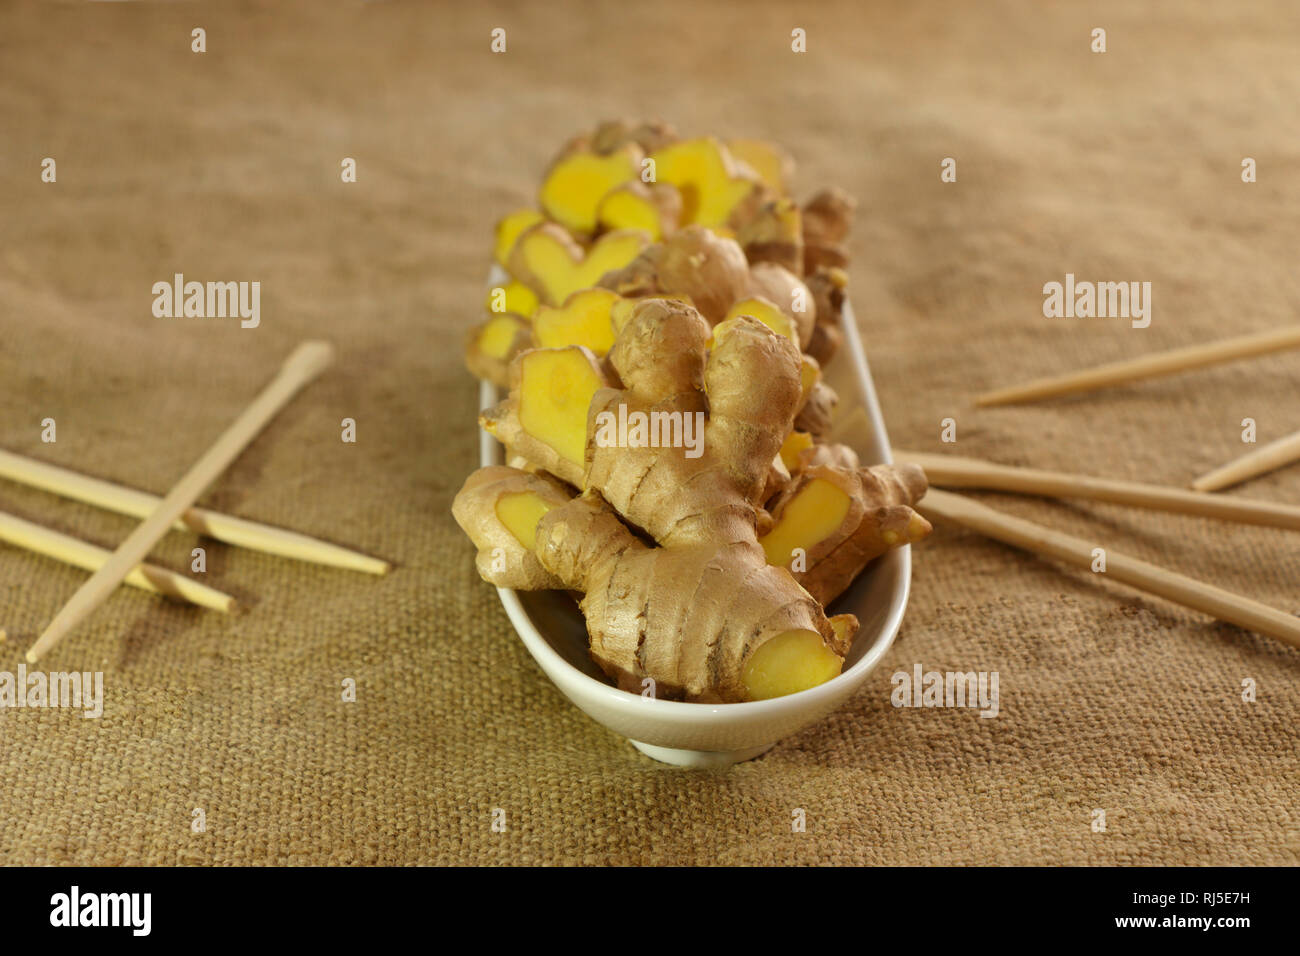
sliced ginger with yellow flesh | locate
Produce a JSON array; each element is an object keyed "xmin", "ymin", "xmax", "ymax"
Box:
[
  {"xmin": 494, "ymin": 209, "xmax": 545, "ymax": 266},
  {"xmin": 596, "ymin": 181, "xmax": 679, "ymax": 240},
  {"xmin": 516, "ymin": 347, "xmax": 606, "ymax": 469},
  {"xmin": 723, "ymin": 296, "xmax": 799, "ymax": 346},
  {"xmin": 540, "ymin": 146, "xmax": 642, "ymax": 235},
  {"xmin": 742, "ymin": 629, "xmax": 844, "ymax": 700},
  {"xmin": 533, "ymin": 288, "xmax": 622, "ymax": 355},
  {"xmin": 799, "ymin": 355, "xmax": 820, "ymax": 398},
  {"xmin": 598, "ymin": 186, "xmax": 659, "ymax": 236},
  {"xmin": 494, "ymin": 491, "xmax": 555, "ymax": 551},
  {"xmin": 476, "ymin": 313, "xmax": 528, "ymax": 359},
  {"xmin": 510, "ymin": 223, "xmax": 649, "ymax": 306},
  {"xmin": 727, "ymin": 138, "xmax": 794, "ymax": 194},
  {"xmin": 486, "ymin": 279, "xmax": 539, "ymax": 319},
  {"xmin": 779, "ymin": 430, "xmax": 814, "ymax": 471},
  {"xmin": 649, "ymin": 138, "xmax": 761, "ymax": 228},
  {"xmin": 759, "ymin": 477, "xmax": 852, "ymax": 567},
  {"xmin": 466, "ymin": 313, "xmax": 532, "ymax": 387}
]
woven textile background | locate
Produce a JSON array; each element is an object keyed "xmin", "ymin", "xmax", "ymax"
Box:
[{"xmin": 0, "ymin": 0, "xmax": 1296, "ymax": 865}]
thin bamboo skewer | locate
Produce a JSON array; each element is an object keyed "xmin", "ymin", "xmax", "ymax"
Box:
[
  {"xmin": 895, "ymin": 449, "xmax": 1300, "ymax": 531},
  {"xmin": 975, "ymin": 325, "xmax": 1300, "ymax": 406},
  {"xmin": 918, "ymin": 488, "xmax": 1300, "ymax": 650},
  {"xmin": 1191, "ymin": 427, "xmax": 1300, "ymax": 492},
  {"xmin": 0, "ymin": 449, "xmax": 389, "ymax": 575},
  {"xmin": 0, "ymin": 511, "xmax": 234, "ymax": 611},
  {"xmin": 26, "ymin": 341, "xmax": 335, "ymax": 663}
]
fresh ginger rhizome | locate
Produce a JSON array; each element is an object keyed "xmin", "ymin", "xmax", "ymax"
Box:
[{"xmin": 592, "ymin": 403, "xmax": 704, "ymax": 459}]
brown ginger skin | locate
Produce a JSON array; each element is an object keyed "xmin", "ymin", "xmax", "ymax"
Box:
[
  {"xmin": 599, "ymin": 225, "xmax": 752, "ymax": 324},
  {"xmin": 738, "ymin": 197, "xmax": 804, "ymax": 277},
  {"xmin": 534, "ymin": 492, "xmax": 851, "ymax": 702},
  {"xmin": 801, "ymin": 187, "xmax": 856, "ymax": 274},
  {"xmin": 599, "ymin": 226, "xmax": 817, "ymax": 341},
  {"xmin": 804, "ymin": 266, "xmax": 849, "ymax": 366},
  {"xmin": 585, "ymin": 300, "xmax": 802, "ymax": 545},
  {"xmin": 588, "ymin": 118, "xmax": 679, "ymax": 156}
]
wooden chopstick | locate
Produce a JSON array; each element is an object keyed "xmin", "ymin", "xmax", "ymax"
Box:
[
  {"xmin": 27, "ymin": 341, "xmax": 335, "ymax": 663},
  {"xmin": 0, "ymin": 510, "xmax": 234, "ymax": 612},
  {"xmin": 895, "ymin": 449, "xmax": 1300, "ymax": 531},
  {"xmin": 0, "ymin": 449, "xmax": 389, "ymax": 575},
  {"xmin": 918, "ymin": 488, "xmax": 1300, "ymax": 650},
  {"xmin": 975, "ymin": 325, "xmax": 1300, "ymax": 406},
  {"xmin": 1191, "ymin": 426, "xmax": 1300, "ymax": 492}
]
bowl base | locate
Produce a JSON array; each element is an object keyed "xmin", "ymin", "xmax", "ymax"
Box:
[{"xmin": 630, "ymin": 739, "xmax": 776, "ymax": 768}]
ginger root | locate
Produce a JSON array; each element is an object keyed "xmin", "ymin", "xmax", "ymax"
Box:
[
  {"xmin": 748, "ymin": 261, "xmax": 816, "ymax": 348},
  {"xmin": 484, "ymin": 279, "xmax": 539, "ymax": 321},
  {"xmin": 458, "ymin": 123, "xmax": 920, "ymax": 706},
  {"xmin": 509, "ymin": 222, "xmax": 649, "ymax": 306},
  {"xmin": 539, "ymin": 143, "xmax": 642, "ymax": 236},
  {"xmin": 727, "ymin": 138, "xmax": 795, "ymax": 194},
  {"xmin": 648, "ymin": 137, "xmax": 765, "ymax": 229},
  {"xmin": 533, "ymin": 489, "xmax": 851, "ymax": 702},
  {"xmin": 804, "ymin": 266, "xmax": 848, "ymax": 366},
  {"xmin": 762, "ymin": 452, "xmax": 931, "ymax": 605},
  {"xmin": 457, "ymin": 299, "xmax": 860, "ymax": 702},
  {"xmin": 465, "ymin": 312, "xmax": 532, "ymax": 388},
  {"xmin": 588, "ymin": 118, "xmax": 679, "ymax": 156},
  {"xmin": 453, "ymin": 466, "xmax": 574, "ymax": 590},
  {"xmin": 532, "ymin": 287, "xmax": 623, "ymax": 356},
  {"xmin": 738, "ymin": 197, "xmax": 804, "ymax": 277},
  {"xmin": 596, "ymin": 181, "xmax": 682, "ymax": 240},
  {"xmin": 722, "ymin": 296, "xmax": 800, "ymax": 348},
  {"xmin": 599, "ymin": 225, "xmax": 815, "ymax": 335},
  {"xmin": 481, "ymin": 345, "xmax": 609, "ymax": 487},
  {"xmin": 801, "ymin": 187, "xmax": 856, "ymax": 274},
  {"xmin": 494, "ymin": 208, "xmax": 546, "ymax": 267}
]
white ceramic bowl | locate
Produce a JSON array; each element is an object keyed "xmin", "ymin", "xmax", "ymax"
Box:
[{"xmin": 477, "ymin": 295, "xmax": 911, "ymax": 767}]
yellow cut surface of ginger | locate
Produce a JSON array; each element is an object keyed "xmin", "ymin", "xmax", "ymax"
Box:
[
  {"xmin": 494, "ymin": 208, "xmax": 545, "ymax": 267},
  {"xmin": 799, "ymin": 354, "xmax": 820, "ymax": 398},
  {"xmin": 727, "ymin": 138, "xmax": 794, "ymax": 193},
  {"xmin": 465, "ymin": 313, "xmax": 532, "ymax": 387},
  {"xmin": 596, "ymin": 181, "xmax": 680, "ymax": 240},
  {"xmin": 533, "ymin": 288, "xmax": 622, "ymax": 355},
  {"xmin": 515, "ymin": 347, "xmax": 606, "ymax": 471},
  {"xmin": 765, "ymin": 459, "xmax": 932, "ymax": 605},
  {"xmin": 742, "ymin": 629, "xmax": 843, "ymax": 701},
  {"xmin": 723, "ymin": 296, "xmax": 799, "ymax": 346},
  {"xmin": 476, "ymin": 313, "xmax": 528, "ymax": 359},
  {"xmin": 779, "ymin": 430, "xmax": 814, "ymax": 471},
  {"xmin": 759, "ymin": 477, "xmax": 853, "ymax": 567},
  {"xmin": 539, "ymin": 146, "xmax": 642, "ymax": 235},
  {"xmin": 452, "ymin": 466, "xmax": 571, "ymax": 591},
  {"xmin": 649, "ymin": 138, "xmax": 761, "ymax": 228},
  {"xmin": 485, "ymin": 279, "xmax": 539, "ymax": 319},
  {"xmin": 510, "ymin": 223, "xmax": 649, "ymax": 306},
  {"xmin": 495, "ymin": 491, "xmax": 555, "ymax": 551}
]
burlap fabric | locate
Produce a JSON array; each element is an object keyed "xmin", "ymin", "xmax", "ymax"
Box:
[{"xmin": 1, "ymin": 1, "xmax": 1295, "ymax": 866}]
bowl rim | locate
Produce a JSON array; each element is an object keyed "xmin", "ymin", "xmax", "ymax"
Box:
[{"xmin": 476, "ymin": 282, "xmax": 910, "ymax": 720}]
